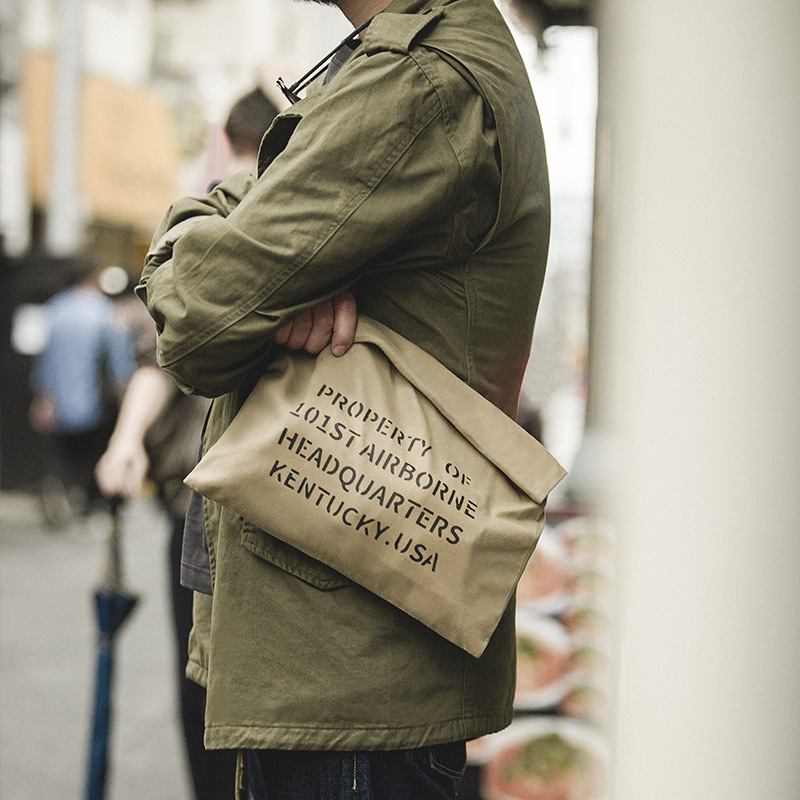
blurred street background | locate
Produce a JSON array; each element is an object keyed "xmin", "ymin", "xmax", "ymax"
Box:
[
  {"xmin": 2, "ymin": 0, "xmax": 799, "ymax": 798},
  {"xmin": 1, "ymin": 496, "xmax": 189, "ymax": 800}
]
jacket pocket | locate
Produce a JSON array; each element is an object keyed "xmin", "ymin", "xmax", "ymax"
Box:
[
  {"xmin": 256, "ymin": 113, "xmax": 302, "ymax": 176},
  {"xmin": 240, "ymin": 517, "xmax": 350, "ymax": 591}
]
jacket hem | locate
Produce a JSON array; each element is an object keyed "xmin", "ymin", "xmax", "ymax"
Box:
[
  {"xmin": 186, "ymin": 658, "xmax": 209, "ymax": 688},
  {"xmin": 202, "ymin": 711, "xmax": 512, "ymax": 751}
]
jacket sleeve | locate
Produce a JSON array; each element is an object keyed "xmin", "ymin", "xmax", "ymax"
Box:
[
  {"xmin": 137, "ymin": 51, "xmax": 471, "ymax": 397},
  {"xmin": 143, "ymin": 170, "xmax": 256, "ymax": 274}
]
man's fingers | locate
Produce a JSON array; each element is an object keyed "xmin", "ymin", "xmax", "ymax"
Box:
[
  {"xmin": 304, "ymin": 301, "xmax": 336, "ymax": 354},
  {"xmin": 331, "ymin": 292, "xmax": 358, "ymax": 357},
  {"xmin": 274, "ymin": 294, "xmax": 356, "ymax": 354},
  {"xmin": 122, "ymin": 454, "xmax": 148, "ymax": 499},
  {"xmin": 284, "ymin": 309, "xmax": 313, "ymax": 350},
  {"xmin": 274, "ymin": 320, "xmax": 292, "ymax": 346}
]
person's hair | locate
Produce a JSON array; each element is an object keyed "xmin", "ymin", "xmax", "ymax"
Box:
[{"xmin": 224, "ymin": 87, "xmax": 279, "ymax": 157}]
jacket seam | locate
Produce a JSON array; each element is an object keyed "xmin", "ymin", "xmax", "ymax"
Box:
[
  {"xmin": 462, "ymin": 256, "xmax": 474, "ymax": 386},
  {"xmin": 460, "ymin": 650, "xmax": 468, "ymax": 739},
  {"xmin": 204, "ymin": 713, "xmax": 508, "ymax": 732},
  {"xmin": 202, "ymin": 491, "xmax": 216, "ymax": 588},
  {"xmin": 411, "ymin": 46, "xmax": 479, "ymax": 387},
  {"xmin": 410, "ymin": 49, "xmax": 468, "ymax": 175},
  {"xmin": 201, "ymin": 402, "xmax": 218, "ymax": 588},
  {"xmin": 158, "ymin": 100, "xmax": 443, "ymax": 370},
  {"xmin": 409, "ymin": 48, "xmax": 465, "ymax": 261}
]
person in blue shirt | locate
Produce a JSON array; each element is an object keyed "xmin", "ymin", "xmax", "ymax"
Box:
[{"xmin": 30, "ymin": 260, "xmax": 135, "ymax": 513}]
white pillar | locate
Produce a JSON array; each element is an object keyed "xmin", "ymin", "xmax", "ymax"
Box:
[
  {"xmin": 0, "ymin": 0, "xmax": 32, "ymax": 256},
  {"xmin": 45, "ymin": 0, "xmax": 83, "ymax": 256},
  {"xmin": 590, "ymin": 0, "xmax": 800, "ymax": 798}
]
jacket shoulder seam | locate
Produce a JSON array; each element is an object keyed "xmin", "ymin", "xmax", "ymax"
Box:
[{"xmin": 408, "ymin": 48, "xmax": 464, "ymax": 260}]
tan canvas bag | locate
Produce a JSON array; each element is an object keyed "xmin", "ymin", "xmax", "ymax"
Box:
[{"xmin": 185, "ymin": 317, "xmax": 566, "ymax": 657}]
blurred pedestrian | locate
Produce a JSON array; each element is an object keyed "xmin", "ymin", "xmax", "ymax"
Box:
[
  {"xmin": 95, "ymin": 86, "xmax": 278, "ymax": 800},
  {"xmin": 224, "ymin": 87, "xmax": 279, "ymax": 174},
  {"xmin": 29, "ymin": 260, "xmax": 134, "ymax": 520}
]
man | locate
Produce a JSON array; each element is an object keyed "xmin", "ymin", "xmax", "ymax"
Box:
[
  {"xmin": 224, "ymin": 87, "xmax": 281, "ymax": 174},
  {"xmin": 30, "ymin": 261, "xmax": 134, "ymax": 518},
  {"xmin": 137, "ymin": 0, "xmax": 550, "ymax": 796}
]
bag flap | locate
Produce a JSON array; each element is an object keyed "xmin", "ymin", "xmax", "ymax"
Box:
[{"xmin": 353, "ymin": 317, "xmax": 566, "ymax": 504}]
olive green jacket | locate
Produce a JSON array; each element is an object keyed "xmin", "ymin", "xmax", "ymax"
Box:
[{"xmin": 137, "ymin": 0, "xmax": 550, "ymax": 751}]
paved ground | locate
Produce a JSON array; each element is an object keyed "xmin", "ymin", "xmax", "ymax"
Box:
[{"xmin": 0, "ymin": 492, "xmax": 192, "ymax": 800}]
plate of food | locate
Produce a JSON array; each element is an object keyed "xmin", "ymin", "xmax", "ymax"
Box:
[
  {"xmin": 558, "ymin": 683, "xmax": 607, "ymax": 722},
  {"xmin": 517, "ymin": 528, "xmax": 576, "ymax": 615},
  {"xmin": 556, "ymin": 516, "xmax": 613, "ymax": 569},
  {"xmin": 481, "ymin": 717, "xmax": 608, "ymax": 800},
  {"xmin": 514, "ymin": 616, "xmax": 576, "ymax": 710}
]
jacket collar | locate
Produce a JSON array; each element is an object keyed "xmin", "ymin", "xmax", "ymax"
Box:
[{"xmin": 382, "ymin": 0, "xmax": 448, "ymax": 14}]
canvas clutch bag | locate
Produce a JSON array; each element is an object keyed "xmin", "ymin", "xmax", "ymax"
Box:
[{"xmin": 185, "ymin": 317, "xmax": 566, "ymax": 657}]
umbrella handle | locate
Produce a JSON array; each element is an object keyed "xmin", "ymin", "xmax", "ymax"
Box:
[{"xmin": 104, "ymin": 498, "xmax": 124, "ymax": 591}]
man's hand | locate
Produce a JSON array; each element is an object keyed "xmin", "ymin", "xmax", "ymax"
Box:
[
  {"xmin": 95, "ymin": 436, "xmax": 150, "ymax": 500},
  {"xmin": 274, "ymin": 292, "xmax": 358, "ymax": 357}
]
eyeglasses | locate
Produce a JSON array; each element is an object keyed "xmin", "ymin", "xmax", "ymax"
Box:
[{"xmin": 277, "ymin": 16, "xmax": 375, "ymax": 105}]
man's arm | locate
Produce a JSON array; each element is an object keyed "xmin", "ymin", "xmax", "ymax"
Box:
[
  {"xmin": 138, "ymin": 51, "xmax": 477, "ymax": 396},
  {"xmin": 144, "ymin": 170, "xmax": 256, "ymax": 274},
  {"xmin": 94, "ymin": 366, "xmax": 175, "ymax": 498}
]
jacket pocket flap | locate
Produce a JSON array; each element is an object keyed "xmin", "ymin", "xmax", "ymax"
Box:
[{"xmin": 241, "ymin": 517, "xmax": 350, "ymax": 591}]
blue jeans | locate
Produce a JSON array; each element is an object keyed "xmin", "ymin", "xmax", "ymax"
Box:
[{"xmin": 244, "ymin": 742, "xmax": 466, "ymax": 800}]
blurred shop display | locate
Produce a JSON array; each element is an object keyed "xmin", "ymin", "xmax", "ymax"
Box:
[
  {"xmin": 23, "ymin": 51, "xmax": 179, "ymax": 232},
  {"xmin": 463, "ymin": 513, "xmax": 613, "ymax": 800}
]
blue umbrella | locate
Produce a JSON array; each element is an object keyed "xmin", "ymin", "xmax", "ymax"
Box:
[{"xmin": 85, "ymin": 501, "xmax": 139, "ymax": 800}]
